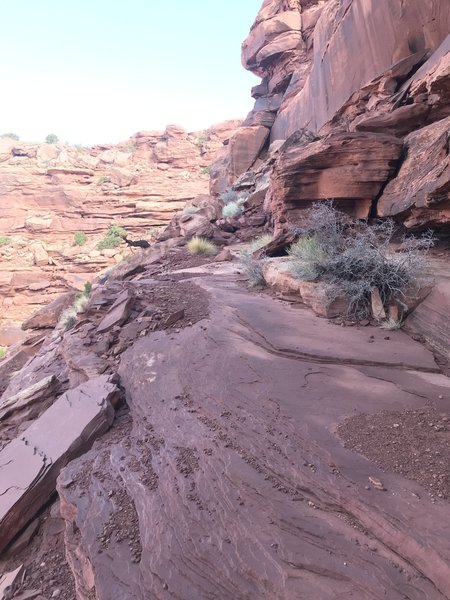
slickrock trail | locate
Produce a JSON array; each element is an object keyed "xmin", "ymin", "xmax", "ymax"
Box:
[{"xmin": 52, "ymin": 265, "xmax": 450, "ymax": 599}]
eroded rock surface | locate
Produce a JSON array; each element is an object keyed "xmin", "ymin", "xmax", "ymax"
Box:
[{"xmin": 56, "ymin": 271, "xmax": 450, "ymax": 599}]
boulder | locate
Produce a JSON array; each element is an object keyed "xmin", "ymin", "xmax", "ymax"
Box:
[
  {"xmin": 22, "ymin": 291, "xmax": 78, "ymax": 330},
  {"xmin": 377, "ymin": 116, "xmax": 450, "ymax": 229},
  {"xmin": 179, "ymin": 214, "xmax": 215, "ymax": 239},
  {"xmin": 0, "ymin": 374, "xmax": 119, "ymax": 553},
  {"xmin": 270, "ymin": 131, "xmax": 403, "ymax": 230},
  {"xmin": 405, "ymin": 281, "xmax": 450, "ymax": 359},
  {"xmin": 262, "ymin": 259, "xmax": 349, "ymax": 318}
]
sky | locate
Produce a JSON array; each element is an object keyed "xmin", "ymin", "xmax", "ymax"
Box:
[{"xmin": 0, "ymin": 0, "xmax": 261, "ymax": 145}]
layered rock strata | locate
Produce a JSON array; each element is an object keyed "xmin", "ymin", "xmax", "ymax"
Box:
[
  {"xmin": 211, "ymin": 0, "xmax": 450, "ymax": 233},
  {"xmin": 0, "ymin": 121, "xmax": 239, "ymax": 331}
]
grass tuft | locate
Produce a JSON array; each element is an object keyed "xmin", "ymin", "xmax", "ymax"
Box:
[
  {"xmin": 239, "ymin": 250, "xmax": 266, "ymax": 287},
  {"xmin": 187, "ymin": 236, "xmax": 217, "ymax": 256}
]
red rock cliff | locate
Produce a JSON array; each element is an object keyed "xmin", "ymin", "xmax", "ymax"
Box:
[
  {"xmin": 212, "ymin": 0, "xmax": 450, "ymax": 234},
  {"xmin": 0, "ymin": 122, "xmax": 239, "ymax": 334}
]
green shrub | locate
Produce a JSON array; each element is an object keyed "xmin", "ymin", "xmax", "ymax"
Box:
[
  {"xmin": 187, "ymin": 236, "xmax": 217, "ymax": 255},
  {"xmin": 288, "ymin": 202, "xmax": 433, "ymax": 318},
  {"xmin": 288, "ymin": 235, "xmax": 327, "ymax": 280},
  {"xmin": 0, "ymin": 346, "xmax": 6, "ymax": 360},
  {"xmin": 250, "ymin": 234, "xmax": 273, "ymax": 253},
  {"xmin": 1, "ymin": 133, "xmax": 19, "ymax": 141},
  {"xmin": 222, "ymin": 201, "xmax": 244, "ymax": 219},
  {"xmin": 0, "ymin": 235, "xmax": 11, "ymax": 247},
  {"xmin": 97, "ymin": 225, "xmax": 127, "ymax": 250},
  {"xmin": 201, "ymin": 166, "xmax": 211, "ymax": 175},
  {"xmin": 239, "ymin": 250, "xmax": 265, "ymax": 287},
  {"xmin": 45, "ymin": 133, "xmax": 59, "ymax": 144},
  {"xmin": 97, "ymin": 176, "xmax": 110, "ymax": 185},
  {"xmin": 73, "ymin": 231, "xmax": 87, "ymax": 246}
]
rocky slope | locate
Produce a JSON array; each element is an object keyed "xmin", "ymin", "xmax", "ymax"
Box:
[
  {"xmin": 0, "ymin": 2, "xmax": 450, "ymax": 600},
  {"xmin": 0, "ymin": 248, "xmax": 449, "ymax": 599},
  {"xmin": 211, "ymin": 0, "xmax": 450, "ymax": 233},
  {"xmin": 0, "ymin": 121, "xmax": 239, "ymax": 337}
]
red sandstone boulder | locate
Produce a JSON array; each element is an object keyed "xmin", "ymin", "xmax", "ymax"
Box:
[
  {"xmin": 377, "ymin": 116, "xmax": 450, "ymax": 229},
  {"xmin": 270, "ymin": 131, "xmax": 402, "ymax": 230}
]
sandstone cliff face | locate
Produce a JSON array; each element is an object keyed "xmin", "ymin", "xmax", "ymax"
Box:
[
  {"xmin": 211, "ymin": 0, "xmax": 450, "ymax": 234},
  {"xmin": 0, "ymin": 121, "xmax": 238, "ymax": 334}
]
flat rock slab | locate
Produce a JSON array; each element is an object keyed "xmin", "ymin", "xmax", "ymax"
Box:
[
  {"xmin": 58, "ymin": 276, "xmax": 450, "ymax": 599},
  {"xmin": 0, "ymin": 374, "xmax": 119, "ymax": 554}
]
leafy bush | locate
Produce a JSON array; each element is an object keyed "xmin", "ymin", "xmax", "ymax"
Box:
[
  {"xmin": 73, "ymin": 231, "xmax": 87, "ymax": 246},
  {"xmin": 0, "ymin": 235, "xmax": 11, "ymax": 247},
  {"xmin": 97, "ymin": 225, "xmax": 127, "ymax": 250},
  {"xmin": 45, "ymin": 133, "xmax": 59, "ymax": 144},
  {"xmin": 239, "ymin": 250, "xmax": 265, "ymax": 287},
  {"xmin": 0, "ymin": 346, "xmax": 6, "ymax": 360},
  {"xmin": 1, "ymin": 133, "xmax": 19, "ymax": 140},
  {"xmin": 288, "ymin": 202, "xmax": 433, "ymax": 318},
  {"xmin": 250, "ymin": 234, "xmax": 273, "ymax": 253},
  {"xmin": 97, "ymin": 176, "xmax": 110, "ymax": 185},
  {"xmin": 187, "ymin": 236, "xmax": 217, "ymax": 255},
  {"xmin": 201, "ymin": 166, "xmax": 211, "ymax": 175}
]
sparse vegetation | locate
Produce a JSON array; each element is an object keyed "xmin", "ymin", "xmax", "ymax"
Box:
[
  {"xmin": 187, "ymin": 236, "xmax": 217, "ymax": 256},
  {"xmin": 195, "ymin": 135, "xmax": 209, "ymax": 146},
  {"xmin": 57, "ymin": 281, "xmax": 92, "ymax": 331},
  {"xmin": 0, "ymin": 235, "xmax": 11, "ymax": 247},
  {"xmin": 97, "ymin": 176, "xmax": 110, "ymax": 185},
  {"xmin": 182, "ymin": 205, "xmax": 201, "ymax": 215},
  {"xmin": 250, "ymin": 234, "xmax": 273, "ymax": 253},
  {"xmin": 239, "ymin": 250, "xmax": 266, "ymax": 287},
  {"xmin": 97, "ymin": 225, "xmax": 127, "ymax": 250},
  {"xmin": 45, "ymin": 133, "xmax": 59, "ymax": 144},
  {"xmin": 220, "ymin": 189, "xmax": 240, "ymax": 205},
  {"xmin": 121, "ymin": 143, "xmax": 136, "ymax": 153},
  {"xmin": 1, "ymin": 133, "xmax": 19, "ymax": 141},
  {"xmin": 201, "ymin": 166, "xmax": 211, "ymax": 175},
  {"xmin": 73, "ymin": 231, "xmax": 87, "ymax": 246},
  {"xmin": 288, "ymin": 202, "xmax": 433, "ymax": 318},
  {"xmin": 220, "ymin": 188, "xmax": 248, "ymax": 218},
  {"xmin": 0, "ymin": 346, "xmax": 6, "ymax": 360},
  {"xmin": 222, "ymin": 201, "xmax": 244, "ymax": 219},
  {"xmin": 147, "ymin": 227, "xmax": 161, "ymax": 240},
  {"xmin": 381, "ymin": 318, "xmax": 404, "ymax": 330}
]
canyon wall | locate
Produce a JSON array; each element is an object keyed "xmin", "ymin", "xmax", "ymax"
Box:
[
  {"xmin": 212, "ymin": 0, "xmax": 450, "ymax": 234},
  {"xmin": 0, "ymin": 121, "xmax": 238, "ymax": 335}
]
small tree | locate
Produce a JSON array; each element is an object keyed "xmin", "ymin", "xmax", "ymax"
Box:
[
  {"xmin": 45, "ymin": 133, "xmax": 59, "ymax": 144},
  {"xmin": 1, "ymin": 133, "xmax": 19, "ymax": 141}
]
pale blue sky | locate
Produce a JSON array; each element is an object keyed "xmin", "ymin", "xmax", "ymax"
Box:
[{"xmin": 0, "ymin": 1, "xmax": 261, "ymax": 145}]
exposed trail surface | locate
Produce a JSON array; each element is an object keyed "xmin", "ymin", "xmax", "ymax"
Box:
[{"xmin": 58, "ymin": 274, "xmax": 450, "ymax": 599}]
